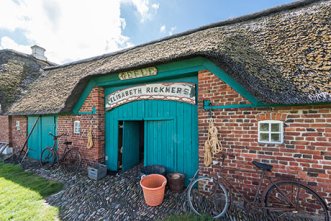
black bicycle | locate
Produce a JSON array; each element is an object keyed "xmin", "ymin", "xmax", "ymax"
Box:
[
  {"xmin": 40, "ymin": 133, "xmax": 82, "ymax": 172},
  {"xmin": 187, "ymin": 153, "xmax": 330, "ymax": 220}
]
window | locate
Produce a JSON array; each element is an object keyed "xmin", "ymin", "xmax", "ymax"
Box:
[
  {"xmin": 16, "ymin": 121, "xmax": 20, "ymax": 131},
  {"xmin": 258, "ymin": 120, "xmax": 283, "ymax": 144},
  {"xmin": 74, "ymin": 121, "xmax": 81, "ymax": 134}
]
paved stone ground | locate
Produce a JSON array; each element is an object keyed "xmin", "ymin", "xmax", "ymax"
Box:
[{"xmin": 22, "ymin": 160, "xmax": 188, "ymax": 221}]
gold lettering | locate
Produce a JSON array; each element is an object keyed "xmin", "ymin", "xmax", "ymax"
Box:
[{"xmin": 119, "ymin": 67, "xmax": 157, "ymax": 80}]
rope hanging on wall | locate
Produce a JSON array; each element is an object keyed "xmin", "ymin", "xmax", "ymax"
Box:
[
  {"xmin": 87, "ymin": 125, "xmax": 94, "ymax": 149},
  {"xmin": 204, "ymin": 110, "xmax": 223, "ymax": 167}
]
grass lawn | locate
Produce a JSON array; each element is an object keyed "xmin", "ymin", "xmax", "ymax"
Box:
[{"xmin": 0, "ymin": 161, "xmax": 63, "ymax": 221}]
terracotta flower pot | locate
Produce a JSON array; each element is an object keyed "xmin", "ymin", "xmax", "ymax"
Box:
[{"xmin": 140, "ymin": 174, "xmax": 167, "ymax": 206}]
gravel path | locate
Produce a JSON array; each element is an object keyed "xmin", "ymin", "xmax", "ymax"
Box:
[{"xmin": 23, "ymin": 161, "xmax": 187, "ymax": 221}]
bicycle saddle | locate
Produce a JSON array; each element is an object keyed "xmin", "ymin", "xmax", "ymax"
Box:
[
  {"xmin": 252, "ymin": 161, "xmax": 273, "ymax": 171},
  {"xmin": 64, "ymin": 141, "xmax": 72, "ymax": 145}
]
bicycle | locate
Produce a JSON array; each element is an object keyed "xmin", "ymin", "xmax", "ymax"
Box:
[
  {"xmin": 187, "ymin": 153, "xmax": 329, "ymax": 220},
  {"xmin": 40, "ymin": 133, "xmax": 82, "ymax": 173}
]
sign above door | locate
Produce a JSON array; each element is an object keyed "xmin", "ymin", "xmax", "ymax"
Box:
[
  {"xmin": 106, "ymin": 82, "xmax": 196, "ymax": 110},
  {"xmin": 118, "ymin": 67, "xmax": 157, "ymax": 80}
]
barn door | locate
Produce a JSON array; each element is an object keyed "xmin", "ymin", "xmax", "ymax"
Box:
[
  {"xmin": 27, "ymin": 115, "xmax": 56, "ymax": 160},
  {"xmin": 122, "ymin": 121, "xmax": 141, "ymax": 171},
  {"xmin": 27, "ymin": 116, "xmax": 41, "ymax": 160},
  {"xmin": 41, "ymin": 116, "xmax": 56, "ymax": 149},
  {"xmin": 144, "ymin": 119, "xmax": 175, "ymax": 172}
]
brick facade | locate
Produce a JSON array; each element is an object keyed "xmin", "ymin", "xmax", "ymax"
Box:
[
  {"xmin": 3, "ymin": 69, "xmax": 330, "ymax": 203},
  {"xmin": 10, "ymin": 116, "xmax": 27, "ymax": 151},
  {"xmin": 198, "ymin": 70, "xmax": 331, "ymax": 202},
  {"xmin": 0, "ymin": 116, "xmax": 9, "ymax": 143},
  {"xmin": 57, "ymin": 87, "xmax": 105, "ymax": 164}
]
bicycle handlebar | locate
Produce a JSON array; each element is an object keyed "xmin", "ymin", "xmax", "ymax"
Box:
[{"xmin": 48, "ymin": 132, "xmax": 67, "ymax": 139}]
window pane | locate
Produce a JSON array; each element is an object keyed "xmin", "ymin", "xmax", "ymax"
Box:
[
  {"xmin": 271, "ymin": 123, "xmax": 280, "ymax": 132},
  {"xmin": 260, "ymin": 123, "xmax": 269, "ymax": 132},
  {"xmin": 271, "ymin": 133, "xmax": 280, "ymax": 142},
  {"xmin": 260, "ymin": 133, "xmax": 269, "ymax": 141}
]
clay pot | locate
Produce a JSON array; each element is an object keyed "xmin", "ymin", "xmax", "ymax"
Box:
[{"xmin": 167, "ymin": 173, "xmax": 185, "ymax": 193}]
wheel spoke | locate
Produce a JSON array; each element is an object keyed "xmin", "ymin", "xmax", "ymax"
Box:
[
  {"xmin": 264, "ymin": 181, "xmax": 329, "ymax": 221},
  {"xmin": 62, "ymin": 149, "xmax": 81, "ymax": 172},
  {"xmin": 187, "ymin": 177, "xmax": 229, "ymax": 219}
]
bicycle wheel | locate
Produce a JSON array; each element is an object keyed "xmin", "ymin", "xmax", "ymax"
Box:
[
  {"xmin": 40, "ymin": 147, "xmax": 55, "ymax": 167},
  {"xmin": 264, "ymin": 180, "xmax": 329, "ymax": 221},
  {"xmin": 187, "ymin": 176, "xmax": 229, "ymax": 219},
  {"xmin": 61, "ymin": 149, "xmax": 82, "ymax": 173}
]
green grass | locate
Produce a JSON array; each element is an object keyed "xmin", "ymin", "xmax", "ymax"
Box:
[
  {"xmin": 163, "ymin": 213, "xmax": 213, "ymax": 221},
  {"xmin": 0, "ymin": 162, "xmax": 63, "ymax": 221}
]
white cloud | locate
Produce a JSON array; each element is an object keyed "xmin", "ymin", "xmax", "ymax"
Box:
[
  {"xmin": 0, "ymin": 36, "xmax": 30, "ymax": 54},
  {"xmin": 122, "ymin": 0, "xmax": 159, "ymax": 23},
  {"xmin": 0, "ymin": 0, "xmax": 133, "ymax": 64},
  {"xmin": 151, "ymin": 3, "xmax": 159, "ymax": 10},
  {"xmin": 160, "ymin": 25, "xmax": 166, "ymax": 33},
  {"xmin": 159, "ymin": 25, "xmax": 176, "ymax": 36},
  {"xmin": 168, "ymin": 26, "xmax": 176, "ymax": 36}
]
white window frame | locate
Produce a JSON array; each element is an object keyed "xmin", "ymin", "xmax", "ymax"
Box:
[
  {"xmin": 73, "ymin": 121, "xmax": 81, "ymax": 134},
  {"xmin": 16, "ymin": 121, "xmax": 20, "ymax": 131},
  {"xmin": 258, "ymin": 120, "xmax": 283, "ymax": 144}
]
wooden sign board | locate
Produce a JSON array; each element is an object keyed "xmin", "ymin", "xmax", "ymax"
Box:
[
  {"xmin": 118, "ymin": 67, "xmax": 157, "ymax": 80},
  {"xmin": 106, "ymin": 82, "xmax": 196, "ymax": 110}
]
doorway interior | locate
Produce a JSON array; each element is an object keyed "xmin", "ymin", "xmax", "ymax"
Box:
[{"xmin": 118, "ymin": 120, "xmax": 144, "ymax": 171}]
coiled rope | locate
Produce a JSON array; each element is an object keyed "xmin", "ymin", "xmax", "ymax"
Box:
[
  {"xmin": 204, "ymin": 114, "xmax": 223, "ymax": 167},
  {"xmin": 87, "ymin": 125, "xmax": 93, "ymax": 149}
]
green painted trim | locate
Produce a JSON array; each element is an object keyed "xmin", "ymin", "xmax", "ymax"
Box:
[
  {"xmin": 203, "ymin": 101, "xmax": 266, "ymax": 110},
  {"xmin": 72, "ymin": 57, "xmax": 262, "ymax": 113},
  {"xmin": 203, "ymin": 99, "xmax": 331, "ymax": 110},
  {"xmin": 77, "ymin": 106, "xmax": 97, "ymax": 115},
  {"xmin": 72, "ymin": 80, "xmax": 96, "ymax": 114},
  {"xmin": 202, "ymin": 60, "xmax": 260, "ymax": 105}
]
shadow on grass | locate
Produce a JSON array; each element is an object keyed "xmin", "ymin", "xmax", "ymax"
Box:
[
  {"xmin": 0, "ymin": 161, "xmax": 64, "ymax": 220},
  {"xmin": 0, "ymin": 161, "xmax": 63, "ymax": 197}
]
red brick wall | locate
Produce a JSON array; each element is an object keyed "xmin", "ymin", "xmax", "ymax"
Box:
[
  {"xmin": 10, "ymin": 116, "xmax": 27, "ymax": 151},
  {"xmin": 198, "ymin": 70, "xmax": 331, "ymax": 202},
  {"xmin": 0, "ymin": 116, "xmax": 9, "ymax": 143},
  {"xmin": 57, "ymin": 87, "xmax": 105, "ymax": 164}
]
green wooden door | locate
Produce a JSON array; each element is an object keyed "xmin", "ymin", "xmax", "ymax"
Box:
[
  {"xmin": 27, "ymin": 116, "xmax": 56, "ymax": 160},
  {"xmin": 105, "ymin": 76, "xmax": 198, "ymax": 181},
  {"xmin": 41, "ymin": 116, "xmax": 56, "ymax": 148},
  {"xmin": 144, "ymin": 119, "xmax": 175, "ymax": 171},
  {"xmin": 27, "ymin": 116, "xmax": 41, "ymax": 160},
  {"xmin": 122, "ymin": 121, "xmax": 141, "ymax": 171}
]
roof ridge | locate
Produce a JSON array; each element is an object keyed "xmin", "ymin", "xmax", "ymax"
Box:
[
  {"xmin": 44, "ymin": 0, "xmax": 326, "ymax": 70},
  {"xmin": 0, "ymin": 48, "xmax": 56, "ymax": 66}
]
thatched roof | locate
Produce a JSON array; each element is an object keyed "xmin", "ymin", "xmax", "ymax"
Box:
[
  {"xmin": 7, "ymin": 0, "xmax": 331, "ymax": 115},
  {"xmin": 0, "ymin": 49, "xmax": 53, "ymax": 114}
]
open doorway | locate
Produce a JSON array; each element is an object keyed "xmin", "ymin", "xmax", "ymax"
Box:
[{"xmin": 118, "ymin": 120, "xmax": 144, "ymax": 171}]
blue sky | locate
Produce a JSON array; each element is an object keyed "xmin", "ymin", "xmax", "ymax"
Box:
[
  {"xmin": 123, "ymin": 0, "xmax": 294, "ymax": 46},
  {"xmin": 0, "ymin": 0, "xmax": 293, "ymax": 64}
]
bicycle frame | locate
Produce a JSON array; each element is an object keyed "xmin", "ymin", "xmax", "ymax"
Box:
[
  {"xmin": 49, "ymin": 133, "xmax": 71, "ymax": 162},
  {"xmin": 207, "ymin": 153, "xmax": 306, "ymax": 212},
  {"xmin": 189, "ymin": 154, "xmax": 329, "ymax": 220}
]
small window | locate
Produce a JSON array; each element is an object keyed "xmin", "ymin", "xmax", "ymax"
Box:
[
  {"xmin": 74, "ymin": 121, "xmax": 81, "ymax": 134},
  {"xmin": 258, "ymin": 120, "xmax": 283, "ymax": 144},
  {"xmin": 16, "ymin": 121, "xmax": 20, "ymax": 131}
]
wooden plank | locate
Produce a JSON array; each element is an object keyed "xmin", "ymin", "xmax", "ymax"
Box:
[{"xmin": 0, "ymin": 143, "xmax": 8, "ymax": 154}]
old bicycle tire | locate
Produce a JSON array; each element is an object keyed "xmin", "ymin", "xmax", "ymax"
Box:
[
  {"xmin": 61, "ymin": 149, "xmax": 82, "ymax": 173},
  {"xmin": 263, "ymin": 180, "xmax": 329, "ymax": 221},
  {"xmin": 187, "ymin": 176, "xmax": 229, "ymax": 219},
  {"xmin": 40, "ymin": 147, "xmax": 56, "ymax": 166}
]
